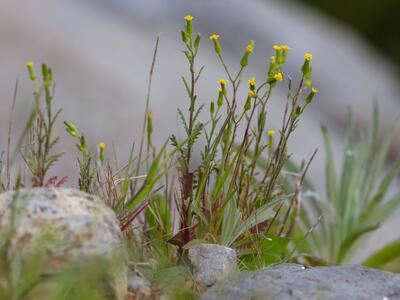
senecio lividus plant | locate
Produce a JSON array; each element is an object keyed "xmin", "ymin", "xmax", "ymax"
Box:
[
  {"xmin": 0, "ymin": 15, "xmax": 321, "ymax": 298},
  {"xmin": 144, "ymin": 15, "xmax": 319, "ymax": 268}
]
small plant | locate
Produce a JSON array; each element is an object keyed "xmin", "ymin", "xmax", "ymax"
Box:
[
  {"xmin": 21, "ymin": 62, "xmax": 63, "ymax": 187},
  {"xmin": 64, "ymin": 120, "xmax": 96, "ymax": 192},
  {"xmin": 146, "ymin": 15, "xmax": 319, "ymax": 268},
  {"xmin": 295, "ymin": 107, "xmax": 400, "ymax": 270}
]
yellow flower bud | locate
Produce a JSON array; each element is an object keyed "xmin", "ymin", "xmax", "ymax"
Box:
[
  {"xmin": 98, "ymin": 142, "xmax": 106, "ymax": 151},
  {"xmin": 267, "ymin": 130, "xmax": 276, "ymax": 137},
  {"xmin": 311, "ymin": 87, "xmax": 318, "ymax": 94},
  {"xmin": 248, "ymin": 90, "xmax": 255, "ymax": 98},
  {"xmin": 267, "ymin": 129, "xmax": 275, "ymax": 148},
  {"xmin": 274, "ymin": 72, "xmax": 283, "ymax": 81},
  {"xmin": 219, "ymin": 79, "xmax": 228, "ymax": 86},
  {"xmin": 219, "ymin": 79, "xmax": 228, "ymax": 95},
  {"xmin": 245, "ymin": 43, "xmax": 254, "ymax": 54},
  {"xmin": 248, "ymin": 77, "xmax": 256, "ymax": 86},
  {"xmin": 281, "ymin": 45, "xmax": 292, "ymax": 52},
  {"xmin": 26, "ymin": 60, "xmax": 36, "ymax": 81},
  {"xmin": 273, "ymin": 45, "xmax": 282, "ymax": 51},
  {"xmin": 304, "ymin": 53, "xmax": 313, "ymax": 61},
  {"xmin": 270, "ymin": 56, "xmax": 276, "ymax": 64},
  {"xmin": 184, "ymin": 15, "xmax": 193, "ymax": 22},
  {"xmin": 209, "ymin": 34, "xmax": 220, "ymax": 41},
  {"xmin": 210, "ymin": 34, "xmax": 222, "ymax": 54}
]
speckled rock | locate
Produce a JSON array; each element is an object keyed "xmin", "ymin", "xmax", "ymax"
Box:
[
  {"xmin": 0, "ymin": 188, "xmax": 126, "ymax": 299},
  {"xmin": 201, "ymin": 263, "xmax": 400, "ymax": 300},
  {"xmin": 127, "ymin": 269, "xmax": 152, "ymax": 299},
  {"xmin": 188, "ymin": 244, "xmax": 238, "ymax": 287}
]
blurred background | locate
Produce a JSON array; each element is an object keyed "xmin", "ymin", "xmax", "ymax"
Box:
[
  {"xmin": 0, "ymin": 0, "xmax": 399, "ymax": 261},
  {"xmin": 296, "ymin": 0, "xmax": 400, "ymax": 74}
]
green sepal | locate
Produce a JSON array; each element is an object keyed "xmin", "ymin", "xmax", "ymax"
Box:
[
  {"xmin": 240, "ymin": 52, "xmax": 249, "ymax": 67},
  {"xmin": 244, "ymin": 97, "xmax": 251, "ymax": 111}
]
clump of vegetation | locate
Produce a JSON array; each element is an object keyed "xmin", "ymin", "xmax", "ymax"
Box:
[
  {"xmin": 0, "ymin": 14, "xmax": 400, "ymax": 300},
  {"xmin": 295, "ymin": 108, "xmax": 400, "ymax": 270}
]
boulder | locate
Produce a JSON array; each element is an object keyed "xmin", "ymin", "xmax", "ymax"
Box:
[
  {"xmin": 0, "ymin": 188, "xmax": 126, "ymax": 299},
  {"xmin": 201, "ymin": 263, "xmax": 400, "ymax": 300},
  {"xmin": 188, "ymin": 244, "xmax": 238, "ymax": 287}
]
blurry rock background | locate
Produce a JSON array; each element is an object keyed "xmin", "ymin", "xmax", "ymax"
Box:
[{"xmin": 1, "ymin": 0, "xmax": 399, "ymax": 261}]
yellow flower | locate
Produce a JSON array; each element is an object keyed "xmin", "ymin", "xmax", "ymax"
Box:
[
  {"xmin": 245, "ymin": 43, "xmax": 254, "ymax": 54},
  {"xmin": 270, "ymin": 56, "xmax": 276, "ymax": 64},
  {"xmin": 184, "ymin": 15, "xmax": 193, "ymax": 21},
  {"xmin": 281, "ymin": 45, "xmax": 292, "ymax": 51},
  {"xmin": 98, "ymin": 142, "xmax": 106, "ymax": 151},
  {"xmin": 26, "ymin": 61, "xmax": 34, "ymax": 68},
  {"xmin": 248, "ymin": 77, "xmax": 256, "ymax": 86},
  {"xmin": 210, "ymin": 34, "xmax": 220, "ymax": 41},
  {"xmin": 267, "ymin": 130, "xmax": 275, "ymax": 137},
  {"xmin": 311, "ymin": 87, "xmax": 318, "ymax": 94},
  {"xmin": 248, "ymin": 90, "xmax": 255, "ymax": 98},
  {"xmin": 273, "ymin": 45, "xmax": 281, "ymax": 51},
  {"xmin": 218, "ymin": 88, "xmax": 223, "ymax": 93},
  {"xmin": 274, "ymin": 72, "xmax": 283, "ymax": 81},
  {"xmin": 219, "ymin": 79, "xmax": 228, "ymax": 86},
  {"xmin": 304, "ymin": 53, "xmax": 313, "ymax": 61}
]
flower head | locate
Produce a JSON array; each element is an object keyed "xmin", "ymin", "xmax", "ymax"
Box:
[
  {"xmin": 248, "ymin": 77, "xmax": 256, "ymax": 86},
  {"xmin": 281, "ymin": 45, "xmax": 292, "ymax": 52},
  {"xmin": 184, "ymin": 15, "xmax": 193, "ymax": 22},
  {"xmin": 273, "ymin": 45, "xmax": 282, "ymax": 51},
  {"xmin": 210, "ymin": 34, "xmax": 220, "ymax": 41},
  {"xmin": 248, "ymin": 90, "xmax": 255, "ymax": 98},
  {"xmin": 270, "ymin": 56, "xmax": 276, "ymax": 64},
  {"xmin": 245, "ymin": 43, "xmax": 254, "ymax": 54},
  {"xmin": 304, "ymin": 53, "xmax": 313, "ymax": 61},
  {"xmin": 26, "ymin": 60, "xmax": 36, "ymax": 81},
  {"xmin": 219, "ymin": 79, "xmax": 228, "ymax": 86},
  {"xmin": 274, "ymin": 72, "xmax": 283, "ymax": 81},
  {"xmin": 311, "ymin": 87, "xmax": 318, "ymax": 94},
  {"xmin": 267, "ymin": 130, "xmax": 276, "ymax": 137},
  {"xmin": 218, "ymin": 88, "xmax": 223, "ymax": 93},
  {"xmin": 98, "ymin": 142, "xmax": 106, "ymax": 151}
]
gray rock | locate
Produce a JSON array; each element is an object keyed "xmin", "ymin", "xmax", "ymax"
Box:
[
  {"xmin": 127, "ymin": 269, "xmax": 151, "ymax": 292},
  {"xmin": 0, "ymin": 188, "xmax": 126, "ymax": 299},
  {"xmin": 201, "ymin": 263, "xmax": 400, "ymax": 300},
  {"xmin": 189, "ymin": 244, "xmax": 238, "ymax": 287}
]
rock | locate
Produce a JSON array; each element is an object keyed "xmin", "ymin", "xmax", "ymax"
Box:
[
  {"xmin": 127, "ymin": 270, "xmax": 152, "ymax": 300},
  {"xmin": 0, "ymin": 188, "xmax": 127, "ymax": 299},
  {"xmin": 188, "ymin": 244, "xmax": 238, "ymax": 287},
  {"xmin": 127, "ymin": 269, "xmax": 151, "ymax": 293},
  {"xmin": 201, "ymin": 263, "xmax": 400, "ymax": 300}
]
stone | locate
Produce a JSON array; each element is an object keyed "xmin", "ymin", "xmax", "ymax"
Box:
[
  {"xmin": 201, "ymin": 263, "xmax": 400, "ymax": 300},
  {"xmin": 0, "ymin": 188, "xmax": 127, "ymax": 299},
  {"xmin": 188, "ymin": 244, "xmax": 238, "ymax": 287},
  {"xmin": 127, "ymin": 269, "xmax": 152, "ymax": 299},
  {"xmin": 128, "ymin": 269, "xmax": 151, "ymax": 293}
]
